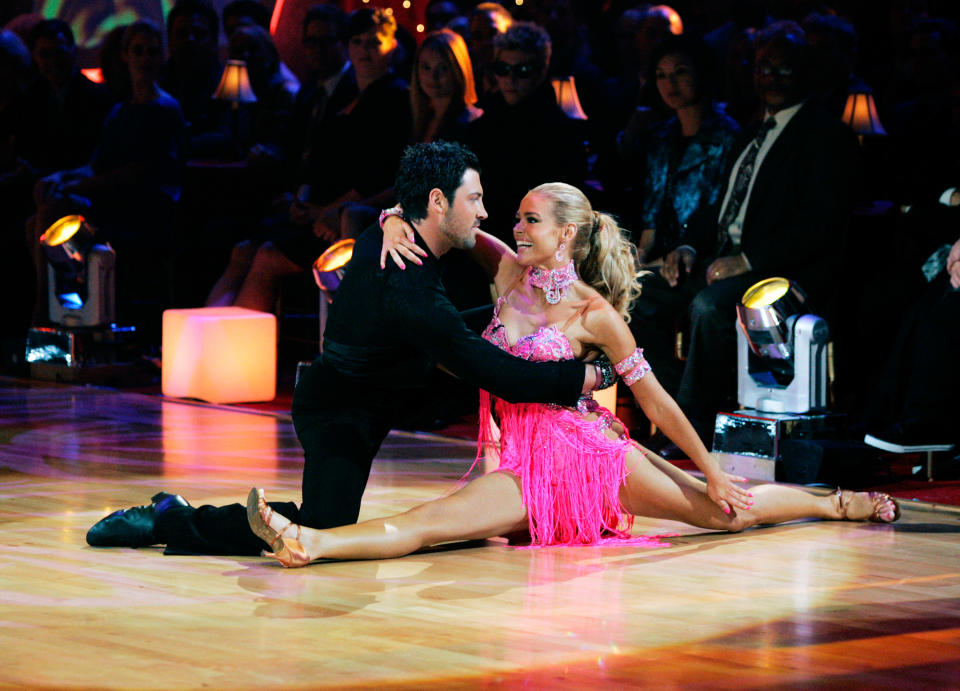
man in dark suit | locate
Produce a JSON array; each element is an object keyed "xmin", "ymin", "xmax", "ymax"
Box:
[
  {"xmin": 87, "ymin": 142, "xmax": 606, "ymax": 555},
  {"xmin": 671, "ymin": 22, "xmax": 860, "ymax": 441}
]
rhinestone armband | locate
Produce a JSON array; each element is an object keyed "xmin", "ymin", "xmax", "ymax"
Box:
[
  {"xmin": 614, "ymin": 347, "xmax": 651, "ymax": 386},
  {"xmin": 378, "ymin": 205, "xmax": 404, "ymax": 229}
]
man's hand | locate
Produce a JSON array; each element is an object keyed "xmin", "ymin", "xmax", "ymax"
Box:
[
  {"xmin": 705, "ymin": 254, "xmax": 749, "ymax": 285},
  {"xmin": 660, "ymin": 247, "xmax": 695, "ymax": 287}
]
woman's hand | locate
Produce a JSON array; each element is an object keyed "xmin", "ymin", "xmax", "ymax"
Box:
[
  {"xmin": 380, "ymin": 214, "xmax": 426, "ymax": 269},
  {"xmin": 704, "ymin": 468, "xmax": 753, "ymax": 515}
]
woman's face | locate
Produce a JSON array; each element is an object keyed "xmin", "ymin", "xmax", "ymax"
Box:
[
  {"xmin": 123, "ymin": 33, "xmax": 164, "ymax": 85},
  {"xmin": 655, "ymin": 52, "xmax": 699, "ymax": 111},
  {"xmin": 493, "ymin": 49, "xmax": 542, "ymax": 105},
  {"xmin": 513, "ymin": 192, "xmax": 568, "ymax": 266},
  {"xmin": 418, "ymin": 46, "xmax": 455, "ymax": 101},
  {"xmin": 348, "ymin": 27, "xmax": 395, "ymax": 84}
]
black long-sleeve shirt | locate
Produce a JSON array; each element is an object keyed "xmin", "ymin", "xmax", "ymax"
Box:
[{"xmin": 319, "ymin": 226, "xmax": 585, "ymax": 406}]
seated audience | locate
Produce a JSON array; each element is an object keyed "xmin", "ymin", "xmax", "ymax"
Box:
[
  {"xmin": 30, "ymin": 20, "xmax": 186, "ymax": 323},
  {"xmin": 161, "ymin": 0, "xmax": 225, "ymax": 156},
  {"xmin": 467, "ymin": 2, "xmax": 513, "ymax": 108},
  {"xmin": 465, "ymin": 21, "xmax": 587, "ymax": 245},
  {"xmin": 206, "ymin": 7, "xmax": 410, "ymax": 314},
  {"xmin": 626, "ymin": 34, "xmax": 741, "ymax": 398},
  {"xmin": 660, "ymin": 22, "xmax": 859, "ymax": 445},
  {"xmin": 10, "ymin": 19, "xmax": 113, "ymax": 176}
]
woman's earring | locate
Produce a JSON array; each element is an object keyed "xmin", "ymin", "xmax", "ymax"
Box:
[{"xmin": 555, "ymin": 241, "xmax": 566, "ymax": 263}]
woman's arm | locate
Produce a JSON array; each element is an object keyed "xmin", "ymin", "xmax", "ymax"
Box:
[
  {"xmin": 581, "ymin": 303, "xmax": 753, "ymax": 514},
  {"xmin": 380, "ymin": 211, "xmax": 521, "ymax": 292}
]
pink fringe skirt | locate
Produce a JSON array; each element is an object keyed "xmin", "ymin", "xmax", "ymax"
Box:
[{"xmin": 478, "ymin": 393, "xmax": 651, "ymax": 547}]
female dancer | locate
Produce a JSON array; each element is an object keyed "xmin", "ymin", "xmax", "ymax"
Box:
[{"xmin": 247, "ymin": 183, "xmax": 899, "ymax": 567}]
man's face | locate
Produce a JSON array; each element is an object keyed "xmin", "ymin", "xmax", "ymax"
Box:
[
  {"xmin": 754, "ymin": 42, "xmax": 804, "ymax": 113},
  {"xmin": 169, "ymin": 12, "xmax": 216, "ymax": 62},
  {"xmin": 439, "ymin": 169, "xmax": 487, "ymax": 250},
  {"xmin": 303, "ymin": 19, "xmax": 346, "ymax": 79},
  {"xmin": 33, "ymin": 34, "xmax": 76, "ymax": 88},
  {"xmin": 493, "ymin": 49, "xmax": 544, "ymax": 105},
  {"xmin": 348, "ymin": 27, "xmax": 395, "ymax": 84}
]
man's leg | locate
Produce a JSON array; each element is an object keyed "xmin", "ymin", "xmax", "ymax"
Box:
[
  {"xmin": 676, "ymin": 273, "xmax": 757, "ymax": 443},
  {"xmin": 629, "ymin": 272, "xmax": 703, "ymax": 398}
]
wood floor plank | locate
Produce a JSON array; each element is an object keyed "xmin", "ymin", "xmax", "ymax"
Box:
[{"xmin": 1, "ymin": 378, "xmax": 958, "ymax": 688}]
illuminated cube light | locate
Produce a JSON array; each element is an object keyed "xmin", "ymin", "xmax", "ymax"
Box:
[{"xmin": 162, "ymin": 307, "xmax": 276, "ymax": 403}]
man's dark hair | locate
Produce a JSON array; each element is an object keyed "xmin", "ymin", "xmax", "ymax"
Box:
[
  {"xmin": 29, "ymin": 19, "xmax": 75, "ymax": 50},
  {"xmin": 223, "ymin": 0, "xmax": 271, "ymax": 31},
  {"xmin": 755, "ymin": 20, "xmax": 814, "ymax": 94},
  {"xmin": 304, "ymin": 4, "xmax": 346, "ymax": 37},
  {"xmin": 395, "ymin": 141, "xmax": 480, "ymax": 222},
  {"xmin": 166, "ymin": 0, "xmax": 220, "ymax": 40},
  {"xmin": 345, "ymin": 7, "xmax": 397, "ymax": 42}
]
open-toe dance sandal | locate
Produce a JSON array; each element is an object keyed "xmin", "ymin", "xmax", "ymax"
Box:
[
  {"xmin": 245, "ymin": 488, "xmax": 313, "ymax": 567},
  {"xmin": 836, "ymin": 488, "xmax": 901, "ymax": 524}
]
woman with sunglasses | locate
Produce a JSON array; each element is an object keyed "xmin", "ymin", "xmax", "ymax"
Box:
[{"xmin": 245, "ymin": 181, "xmax": 900, "ymax": 567}]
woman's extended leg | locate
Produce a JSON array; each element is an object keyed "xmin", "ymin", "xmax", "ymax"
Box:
[
  {"xmin": 619, "ymin": 445, "xmax": 897, "ymax": 532},
  {"xmin": 249, "ymin": 471, "xmax": 529, "ymax": 567}
]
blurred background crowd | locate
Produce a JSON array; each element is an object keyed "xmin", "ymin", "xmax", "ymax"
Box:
[{"xmin": 0, "ymin": 0, "xmax": 957, "ymax": 448}]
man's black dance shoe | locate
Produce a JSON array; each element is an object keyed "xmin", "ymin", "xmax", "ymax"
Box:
[{"xmin": 86, "ymin": 492, "xmax": 190, "ymax": 547}]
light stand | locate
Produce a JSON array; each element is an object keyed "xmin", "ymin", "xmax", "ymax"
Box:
[
  {"xmin": 713, "ymin": 278, "xmax": 841, "ymax": 483},
  {"xmin": 26, "ymin": 215, "xmax": 138, "ymax": 382}
]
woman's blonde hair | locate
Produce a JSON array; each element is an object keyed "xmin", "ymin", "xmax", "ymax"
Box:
[
  {"xmin": 411, "ymin": 29, "xmax": 477, "ymax": 142},
  {"xmin": 530, "ymin": 182, "xmax": 642, "ymax": 321}
]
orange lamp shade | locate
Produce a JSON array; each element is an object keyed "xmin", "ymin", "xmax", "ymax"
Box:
[
  {"xmin": 162, "ymin": 307, "xmax": 276, "ymax": 403},
  {"xmin": 841, "ymin": 91, "xmax": 886, "ymax": 136},
  {"xmin": 213, "ymin": 60, "xmax": 257, "ymax": 104},
  {"xmin": 551, "ymin": 76, "xmax": 588, "ymax": 120}
]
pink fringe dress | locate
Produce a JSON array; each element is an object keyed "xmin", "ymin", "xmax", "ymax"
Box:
[{"xmin": 478, "ymin": 295, "xmax": 648, "ymax": 547}]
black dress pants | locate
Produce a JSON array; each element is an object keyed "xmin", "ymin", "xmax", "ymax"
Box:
[{"xmin": 156, "ymin": 358, "xmax": 392, "ymax": 555}]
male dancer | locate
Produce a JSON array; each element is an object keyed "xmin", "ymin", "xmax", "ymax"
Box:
[{"xmin": 87, "ymin": 141, "xmax": 606, "ymax": 555}]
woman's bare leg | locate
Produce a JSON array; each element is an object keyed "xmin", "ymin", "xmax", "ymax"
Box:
[
  {"xmin": 620, "ymin": 445, "xmax": 886, "ymax": 531},
  {"xmin": 254, "ymin": 471, "xmax": 529, "ymax": 565},
  {"xmin": 205, "ymin": 240, "xmax": 256, "ymax": 306},
  {"xmin": 234, "ymin": 241, "xmax": 304, "ymax": 313}
]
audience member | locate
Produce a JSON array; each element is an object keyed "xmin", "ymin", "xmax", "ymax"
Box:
[
  {"xmin": 671, "ymin": 22, "xmax": 860, "ymax": 444},
  {"xmin": 411, "ymin": 28, "xmax": 482, "ymax": 143},
  {"xmin": 206, "ymin": 7, "xmax": 410, "ymax": 314},
  {"xmin": 465, "ymin": 21, "xmax": 586, "ymax": 246},
  {"xmin": 227, "ymin": 24, "xmax": 296, "ymax": 169},
  {"xmin": 424, "ymin": 0, "xmax": 462, "ymax": 33},
  {"xmin": 467, "ymin": 2, "xmax": 513, "ymax": 107},
  {"xmin": 31, "ymin": 20, "xmax": 186, "ymax": 324},
  {"xmin": 221, "ymin": 0, "xmax": 299, "ymax": 95},
  {"xmin": 161, "ymin": 0, "xmax": 224, "ymax": 156},
  {"xmin": 99, "ymin": 25, "xmax": 132, "ymax": 102},
  {"xmin": 626, "ymin": 34, "xmax": 741, "ymax": 398},
  {"xmin": 802, "ymin": 12, "xmax": 863, "ymax": 117},
  {"xmin": 10, "ymin": 19, "xmax": 113, "ymax": 176}
]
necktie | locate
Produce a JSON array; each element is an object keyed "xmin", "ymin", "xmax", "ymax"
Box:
[{"xmin": 717, "ymin": 118, "xmax": 776, "ymax": 247}]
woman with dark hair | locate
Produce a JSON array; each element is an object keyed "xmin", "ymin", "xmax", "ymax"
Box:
[
  {"xmin": 244, "ymin": 182, "xmax": 900, "ymax": 568},
  {"xmin": 626, "ymin": 33, "xmax": 741, "ymax": 398},
  {"xmin": 410, "ymin": 28, "xmax": 482, "ymax": 143}
]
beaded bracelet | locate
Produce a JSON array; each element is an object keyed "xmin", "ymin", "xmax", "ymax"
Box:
[
  {"xmin": 593, "ymin": 355, "xmax": 617, "ymax": 390},
  {"xmin": 378, "ymin": 205, "xmax": 404, "ymax": 229},
  {"xmin": 614, "ymin": 347, "xmax": 651, "ymax": 386}
]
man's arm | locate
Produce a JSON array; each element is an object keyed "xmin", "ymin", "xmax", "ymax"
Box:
[{"xmin": 383, "ymin": 273, "xmax": 589, "ymax": 406}]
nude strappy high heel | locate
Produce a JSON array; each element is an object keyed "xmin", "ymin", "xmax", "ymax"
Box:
[
  {"xmin": 245, "ymin": 488, "xmax": 313, "ymax": 567},
  {"xmin": 836, "ymin": 488, "xmax": 901, "ymax": 523}
]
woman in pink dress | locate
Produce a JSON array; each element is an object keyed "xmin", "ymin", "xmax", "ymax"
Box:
[{"xmin": 247, "ymin": 182, "xmax": 899, "ymax": 567}]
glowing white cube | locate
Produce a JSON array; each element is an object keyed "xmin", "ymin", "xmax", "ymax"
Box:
[{"xmin": 162, "ymin": 307, "xmax": 276, "ymax": 403}]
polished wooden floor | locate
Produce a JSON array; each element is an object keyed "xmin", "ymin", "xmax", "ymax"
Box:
[{"xmin": 1, "ymin": 378, "xmax": 959, "ymax": 689}]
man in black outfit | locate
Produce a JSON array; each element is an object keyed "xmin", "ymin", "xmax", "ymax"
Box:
[{"xmin": 87, "ymin": 142, "xmax": 604, "ymax": 555}]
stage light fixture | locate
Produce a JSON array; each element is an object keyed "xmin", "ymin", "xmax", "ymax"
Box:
[
  {"xmin": 736, "ymin": 277, "xmax": 829, "ymax": 414},
  {"xmin": 312, "ymin": 238, "xmax": 355, "ymax": 350},
  {"xmin": 40, "ymin": 214, "xmax": 115, "ymax": 327}
]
